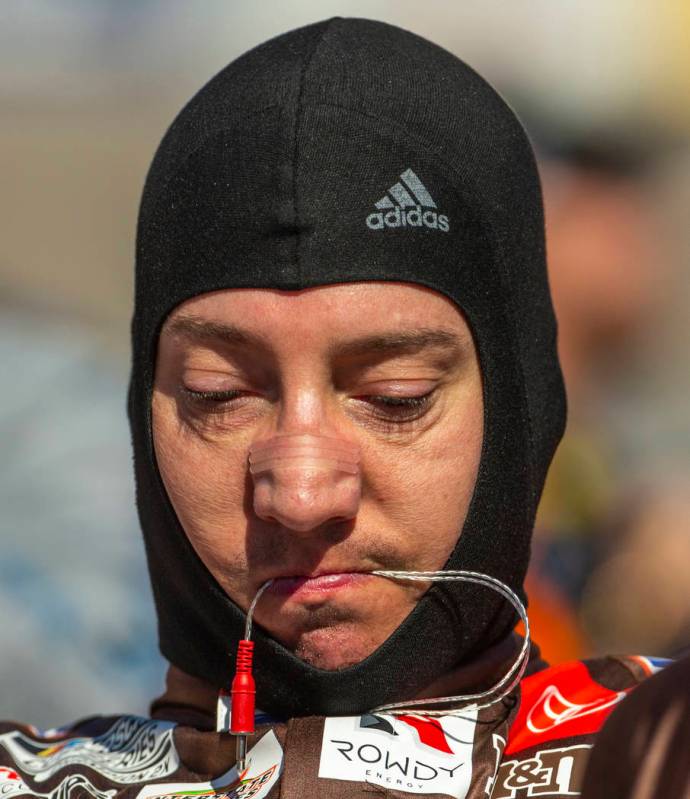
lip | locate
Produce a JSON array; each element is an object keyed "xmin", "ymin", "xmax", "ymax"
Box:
[{"xmin": 267, "ymin": 572, "xmax": 373, "ymax": 597}]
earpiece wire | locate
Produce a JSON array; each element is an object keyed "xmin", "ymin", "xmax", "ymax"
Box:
[
  {"xmin": 244, "ymin": 579, "xmax": 273, "ymax": 640},
  {"xmin": 370, "ymin": 570, "xmax": 530, "ymax": 716},
  {"xmin": 243, "ymin": 569, "xmax": 530, "ymax": 717}
]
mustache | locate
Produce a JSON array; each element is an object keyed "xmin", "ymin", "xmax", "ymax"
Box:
[{"xmin": 240, "ymin": 520, "xmax": 412, "ymax": 582}]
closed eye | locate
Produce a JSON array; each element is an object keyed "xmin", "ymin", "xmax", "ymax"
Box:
[
  {"xmin": 181, "ymin": 387, "xmax": 245, "ymax": 404},
  {"xmin": 356, "ymin": 390, "xmax": 437, "ymax": 423}
]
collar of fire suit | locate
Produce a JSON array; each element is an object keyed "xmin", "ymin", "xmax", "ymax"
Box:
[{"xmin": 150, "ymin": 632, "xmax": 541, "ymax": 728}]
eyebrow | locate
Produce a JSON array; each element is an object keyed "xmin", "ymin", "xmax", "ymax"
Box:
[
  {"xmin": 166, "ymin": 316, "xmax": 467, "ymax": 359},
  {"xmin": 331, "ymin": 329, "xmax": 467, "ymax": 359},
  {"xmin": 165, "ymin": 316, "xmax": 267, "ymax": 349}
]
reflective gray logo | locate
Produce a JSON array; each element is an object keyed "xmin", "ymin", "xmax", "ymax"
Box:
[{"xmin": 366, "ymin": 169, "xmax": 449, "ymax": 232}]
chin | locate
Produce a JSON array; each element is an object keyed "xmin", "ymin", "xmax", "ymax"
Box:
[{"xmin": 292, "ymin": 624, "xmax": 381, "ymax": 671}]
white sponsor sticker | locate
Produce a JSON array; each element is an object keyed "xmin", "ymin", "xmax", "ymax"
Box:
[
  {"xmin": 216, "ymin": 690, "xmax": 232, "ymax": 733},
  {"xmin": 137, "ymin": 729, "xmax": 283, "ymax": 799},
  {"xmin": 319, "ymin": 710, "xmax": 477, "ymax": 797}
]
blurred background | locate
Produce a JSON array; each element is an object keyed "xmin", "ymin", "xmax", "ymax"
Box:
[{"xmin": 2, "ymin": 0, "xmax": 689, "ymax": 727}]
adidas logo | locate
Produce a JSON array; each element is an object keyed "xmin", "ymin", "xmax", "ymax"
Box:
[{"xmin": 366, "ymin": 168, "xmax": 450, "ymax": 233}]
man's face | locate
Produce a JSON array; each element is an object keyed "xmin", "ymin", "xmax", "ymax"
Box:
[{"xmin": 152, "ymin": 283, "xmax": 483, "ymax": 670}]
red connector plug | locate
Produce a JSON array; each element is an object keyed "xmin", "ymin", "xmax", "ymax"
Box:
[
  {"xmin": 230, "ymin": 639, "xmax": 256, "ymax": 734},
  {"xmin": 230, "ymin": 639, "xmax": 255, "ymax": 772}
]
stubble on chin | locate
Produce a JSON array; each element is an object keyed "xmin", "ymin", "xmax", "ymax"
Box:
[
  {"xmin": 267, "ymin": 591, "xmax": 417, "ymax": 671},
  {"xmin": 292, "ymin": 618, "xmax": 384, "ymax": 670}
]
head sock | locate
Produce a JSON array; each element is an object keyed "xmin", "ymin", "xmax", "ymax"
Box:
[{"xmin": 129, "ymin": 17, "xmax": 566, "ymax": 717}]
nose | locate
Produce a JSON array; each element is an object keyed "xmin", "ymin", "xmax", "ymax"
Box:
[{"xmin": 249, "ymin": 434, "xmax": 361, "ymax": 532}]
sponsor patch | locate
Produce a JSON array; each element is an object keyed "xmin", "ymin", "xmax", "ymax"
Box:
[
  {"xmin": 628, "ymin": 655, "xmax": 672, "ymax": 676},
  {"xmin": 490, "ymin": 744, "xmax": 591, "ymax": 798},
  {"xmin": 319, "ymin": 710, "xmax": 477, "ymax": 797},
  {"xmin": 0, "ymin": 767, "xmax": 116, "ymax": 799},
  {"xmin": 137, "ymin": 730, "xmax": 283, "ymax": 799},
  {"xmin": 506, "ymin": 662, "xmax": 629, "ymax": 754},
  {"xmin": 0, "ymin": 716, "xmax": 178, "ymax": 784}
]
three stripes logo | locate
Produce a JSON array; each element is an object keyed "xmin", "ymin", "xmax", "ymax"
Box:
[{"xmin": 366, "ymin": 168, "xmax": 450, "ymax": 233}]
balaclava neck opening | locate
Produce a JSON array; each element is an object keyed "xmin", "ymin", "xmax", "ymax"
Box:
[{"xmin": 130, "ymin": 17, "xmax": 566, "ymax": 718}]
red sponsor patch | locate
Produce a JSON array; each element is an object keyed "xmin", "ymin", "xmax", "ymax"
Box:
[{"xmin": 506, "ymin": 661, "xmax": 630, "ymax": 754}]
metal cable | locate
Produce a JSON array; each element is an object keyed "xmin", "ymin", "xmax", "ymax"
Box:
[
  {"xmin": 244, "ymin": 579, "xmax": 273, "ymax": 640},
  {"xmin": 370, "ymin": 570, "xmax": 530, "ymax": 716},
  {"xmin": 241, "ymin": 569, "xmax": 530, "ymax": 718}
]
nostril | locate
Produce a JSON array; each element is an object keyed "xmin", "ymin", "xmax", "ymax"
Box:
[{"xmin": 252, "ymin": 474, "xmax": 361, "ymax": 532}]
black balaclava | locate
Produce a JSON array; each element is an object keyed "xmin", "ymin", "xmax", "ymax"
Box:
[{"xmin": 129, "ymin": 17, "xmax": 566, "ymax": 718}]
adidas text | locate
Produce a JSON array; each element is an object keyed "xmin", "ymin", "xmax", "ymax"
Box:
[{"xmin": 366, "ymin": 206, "xmax": 449, "ymax": 232}]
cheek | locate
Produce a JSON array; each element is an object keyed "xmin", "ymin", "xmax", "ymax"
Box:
[
  {"xmin": 363, "ymin": 393, "xmax": 483, "ymax": 565},
  {"xmin": 152, "ymin": 392, "xmax": 249, "ymax": 562}
]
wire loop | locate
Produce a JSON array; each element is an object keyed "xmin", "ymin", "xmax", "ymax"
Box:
[
  {"xmin": 369, "ymin": 570, "xmax": 530, "ymax": 716},
  {"xmin": 242, "ymin": 569, "xmax": 530, "ymax": 718}
]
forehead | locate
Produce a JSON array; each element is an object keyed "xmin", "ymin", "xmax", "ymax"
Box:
[{"xmin": 163, "ymin": 282, "xmax": 473, "ymax": 348}]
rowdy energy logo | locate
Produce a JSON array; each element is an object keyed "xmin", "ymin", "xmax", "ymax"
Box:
[
  {"xmin": 319, "ymin": 711, "xmax": 477, "ymax": 797},
  {"xmin": 0, "ymin": 716, "xmax": 178, "ymax": 784}
]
